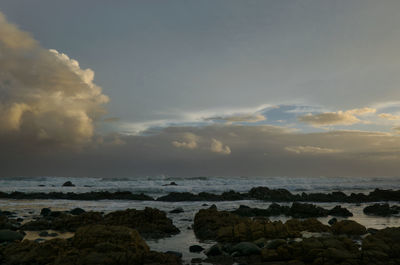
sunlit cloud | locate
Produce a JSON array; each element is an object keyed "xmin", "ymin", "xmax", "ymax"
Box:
[
  {"xmin": 298, "ymin": 108, "xmax": 375, "ymax": 126},
  {"xmin": 210, "ymin": 138, "xmax": 231, "ymax": 155},
  {"xmin": 285, "ymin": 145, "xmax": 342, "ymax": 154},
  {"xmin": 172, "ymin": 133, "xmax": 199, "ymax": 149},
  {"xmin": 0, "ymin": 12, "xmax": 108, "ymax": 147}
]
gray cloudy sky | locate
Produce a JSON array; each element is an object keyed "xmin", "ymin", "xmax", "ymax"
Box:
[{"xmin": 1, "ymin": 1, "xmax": 400, "ymax": 177}]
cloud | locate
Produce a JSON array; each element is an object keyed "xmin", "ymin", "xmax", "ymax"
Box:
[
  {"xmin": 0, "ymin": 12, "xmax": 108, "ymax": 147},
  {"xmin": 392, "ymin": 127, "xmax": 400, "ymax": 133},
  {"xmin": 285, "ymin": 145, "xmax": 342, "ymax": 154},
  {"xmin": 205, "ymin": 113, "xmax": 266, "ymax": 124},
  {"xmin": 379, "ymin": 113, "xmax": 400, "ymax": 120},
  {"xmin": 210, "ymin": 138, "xmax": 231, "ymax": 154},
  {"xmin": 298, "ymin": 108, "xmax": 376, "ymax": 126},
  {"xmin": 2, "ymin": 124, "xmax": 400, "ymax": 177},
  {"xmin": 172, "ymin": 133, "xmax": 199, "ymax": 149}
]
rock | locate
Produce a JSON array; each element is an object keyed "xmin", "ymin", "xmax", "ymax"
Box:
[
  {"xmin": 266, "ymin": 239, "xmax": 287, "ymax": 249},
  {"xmin": 170, "ymin": 207, "xmax": 184, "ymax": 214},
  {"xmin": 205, "ymin": 244, "xmax": 224, "ymax": 256},
  {"xmin": 289, "ymin": 202, "xmax": 329, "ymax": 218},
  {"xmin": 189, "ymin": 245, "xmax": 204, "ymax": 253},
  {"xmin": 0, "ymin": 230, "xmax": 23, "ymax": 243},
  {"xmin": 232, "ymin": 204, "xmax": 290, "ymax": 217},
  {"xmin": 40, "ymin": 207, "xmax": 52, "ymax": 216},
  {"xmin": 247, "ymin": 186, "xmax": 294, "ymax": 201},
  {"xmin": 70, "ymin": 207, "xmax": 86, "ymax": 215},
  {"xmin": 367, "ymin": 228, "xmax": 378, "ymax": 234},
  {"xmin": 328, "ymin": 205, "xmax": 353, "ymax": 217},
  {"xmin": 0, "ymin": 216, "xmax": 19, "ymax": 230},
  {"xmin": 231, "ymin": 242, "xmax": 261, "ymax": 256},
  {"xmin": 163, "ymin": 181, "xmax": 178, "ymax": 186},
  {"xmin": 1, "ymin": 225, "xmax": 182, "ymax": 265},
  {"xmin": 104, "ymin": 207, "xmax": 180, "ymax": 239},
  {"xmin": 62, "ymin": 181, "xmax": 75, "ymax": 187},
  {"xmin": 328, "ymin": 217, "xmax": 337, "ymax": 225},
  {"xmin": 38, "ymin": 231, "xmax": 50, "ymax": 237},
  {"xmin": 23, "ymin": 207, "xmax": 179, "ymax": 239},
  {"xmin": 193, "ymin": 205, "xmax": 243, "ymax": 240},
  {"xmin": 285, "ymin": 218, "xmax": 330, "ymax": 233},
  {"xmin": 362, "ymin": 227, "xmax": 400, "ymax": 264},
  {"xmin": 363, "ymin": 203, "xmax": 400, "ymax": 216},
  {"xmin": 331, "ymin": 220, "xmax": 367, "ymax": 236}
]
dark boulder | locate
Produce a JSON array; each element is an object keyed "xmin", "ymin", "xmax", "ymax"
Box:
[
  {"xmin": 169, "ymin": 207, "xmax": 184, "ymax": 214},
  {"xmin": 328, "ymin": 205, "xmax": 353, "ymax": 217},
  {"xmin": 0, "ymin": 230, "xmax": 23, "ymax": 243},
  {"xmin": 62, "ymin": 181, "xmax": 75, "ymax": 187},
  {"xmin": 70, "ymin": 208, "xmax": 86, "ymax": 215},
  {"xmin": 189, "ymin": 245, "xmax": 204, "ymax": 253}
]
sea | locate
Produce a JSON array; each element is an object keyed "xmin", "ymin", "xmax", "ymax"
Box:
[{"xmin": 0, "ymin": 175, "xmax": 399, "ymax": 263}]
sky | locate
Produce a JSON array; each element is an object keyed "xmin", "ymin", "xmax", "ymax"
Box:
[{"xmin": 1, "ymin": 1, "xmax": 400, "ymax": 177}]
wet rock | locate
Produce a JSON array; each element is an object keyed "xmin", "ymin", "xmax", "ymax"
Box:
[
  {"xmin": 231, "ymin": 242, "xmax": 261, "ymax": 256},
  {"xmin": 331, "ymin": 220, "xmax": 367, "ymax": 236},
  {"xmin": 328, "ymin": 217, "xmax": 337, "ymax": 225},
  {"xmin": 40, "ymin": 207, "xmax": 51, "ymax": 216},
  {"xmin": 285, "ymin": 218, "xmax": 330, "ymax": 233},
  {"xmin": 193, "ymin": 205, "xmax": 243, "ymax": 240},
  {"xmin": 62, "ymin": 181, "xmax": 75, "ymax": 187},
  {"xmin": 266, "ymin": 239, "xmax": 287, "ymax": 249},
  {"xmin": 0, "ymin": 230, "xmax": 23, "ymax": 243},
  {"xmin": 328, "ymin": 205, "xmax": 353, "ymax": 217},
  {"xmin": 0, "ymin": 216, "xmax": 19, "ymax": 231},
  {"xmin": 362, "ymin": 227, "xmax": 400, "ymax": 264},
  {"xmin": 170, "ymin": 207, "xmax": 184, "ymax": 214},
  {"xmin": 38, "ymin": 231, "xmax": 50, "ymax": 237},
  {"xmin": 189, "ymin": 245, "xmax": 204, "ymax": 253},
  {"xmin": 70, "ymin": 207, "xmax": 86, "ymax": 215},
  {"xmin": 163, "ymin": 181, "xmax": 178, "ymax": 186},
  {"xmin": 231, "ymin": 205, "xmax": 272, "ymax": 217},
  {"xmin": 289, "ymin": 202, "xmax": 329, "ymax": 218},
  {"xmin": 104, "ymin": 207, "xmax": 180, "ymax": 239},
  {"xmin": 248, "ymin": 186, "xmax": 295, "ymax": 201},
  {"xmin": 363, "ymin": 203, "xmax": 400, "ymax": 216},
  {"xmin": 206, "ymin": 244, "xmax": 224, "ymax": 256},
  {"xmin": 23, "ymin": 207, "xmax": 179, "ymax": 239},
  {"xmin": 1, "ymin": 225, "xmax": 182, "ymax": 265}
]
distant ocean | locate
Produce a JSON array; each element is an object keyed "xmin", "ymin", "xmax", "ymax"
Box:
[{"xmin": 1, "ymin": 175, "xmax": 399, "ymax": 197}]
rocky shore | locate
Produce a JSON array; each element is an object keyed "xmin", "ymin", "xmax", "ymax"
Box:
[
  {"xmin": 0, "ymin": 192, "xmax": 399, "ymax": 264},
  {"xmin": 1, "ymin": 186, "xmax": 400, "ymax": 202},
  {"xmin": 193, "ymin": 205, "xmax": 400, "ymax": 265}
]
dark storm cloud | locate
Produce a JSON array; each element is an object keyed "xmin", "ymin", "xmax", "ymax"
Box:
[{"xmin": 2, "ymin": 125, "xmax": 400, "ymax": 177}]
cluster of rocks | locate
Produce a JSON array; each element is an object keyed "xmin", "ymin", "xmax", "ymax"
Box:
[
  {"xmin": 0, "ymin": 225, "xmax": 181, "ymax": 265},
  {"xmin": 232, "ymin": 203, "xmax": 353, "ymax": 218},
  {"xmin": 21, "ymin": 207, "xmax": 180, "ymax": 239},
  {"xmin": 363, "ymin": 203, "xmax": 400, "ymax": 216},
  {"xmin": 193, "ymin": 206, "xmax": 400, "ymax": 265},
  {"xmin": 1, "ymin": 187, "xmax": 400, "ymax": 203}
]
